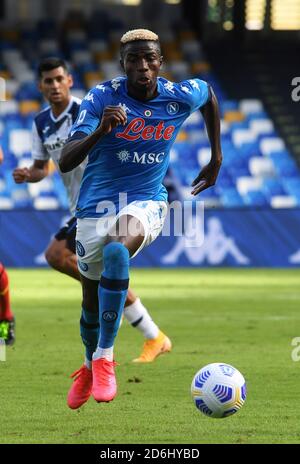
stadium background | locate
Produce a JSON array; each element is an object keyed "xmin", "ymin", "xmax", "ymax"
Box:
[
  {"xmin": 1, "ymin": 0, "xmax": 300, "ymax": 268},
  {"xmin": 1, "ymin": 0, "xmax": 300, "ymax": 447}
]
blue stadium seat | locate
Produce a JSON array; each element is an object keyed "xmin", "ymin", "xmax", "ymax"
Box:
[
  {"xmin": 262, "ymin": 178, "xmax": 286, "ymax": 198},
  {"xmin": 221, "ymin": 188, "xmax": 245, "ymax": 207},
  {"xmin": 243, "ymin": 190, "xmax": 269, "ymax": 207},
  {"xmin": 15, "ymin": 82, "xmax": 41, "ymax": 101},
  {"xmin": 273, "ymin": 158, "xmax": 299, "ymax": 177},
  {"xmin": 282, "ymin": 178, "xmax": 300, "ymax": 196}
]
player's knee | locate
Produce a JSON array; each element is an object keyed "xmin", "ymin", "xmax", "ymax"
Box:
[
  {"xmin": 45, "ymin": 246, "xmax": 64, "ymax": 270},
  {"xmin": 103, "ymin": 242, "xmax": 129, "ymax": 278}
]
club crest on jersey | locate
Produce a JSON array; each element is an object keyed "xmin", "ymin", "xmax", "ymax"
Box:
[
  {"xmin": 102, "ymin": 311, "xmax": 118, "ymax": 322},
  {"xmin": 78, "ymin": 261, "xmax": 88, "ymax": 272},
  {"xmin": 76, "ymin": 240, "xmax": 85, "ymax": 257},
  {"xmin": 166, "ymin": 102, "xmax": 179, "ymax": 115},
  {"xmin": 116, "ymin": 117, "xmax": 175, "ymax": 141}
]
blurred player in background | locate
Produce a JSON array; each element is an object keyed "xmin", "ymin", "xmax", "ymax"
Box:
[
  {"xmin": 60, "ymin": 29, "xmax": 222, "ymax": 409},
  {"xmin": 12, "ymin": 57, "xmax": 171, "ymax": 362},
  {"xmin": 0, "ymin": 145, "xmax": 16, "ymax": 345}
]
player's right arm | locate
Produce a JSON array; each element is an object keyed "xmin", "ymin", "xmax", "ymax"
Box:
[
  {"xmin": 13, "ymin": 159, "xmax": 49, "ymax": 183},
  {"xmin": 0, "ymin": 145, "xmax": 4, "ymax": 164},
  {"xmin": 60, "ymin": 94, "xmax": 127, "ymax": 173},
  {"xmin": 12, "ymin": 120, "xmax": 49, "ymax": 183}
]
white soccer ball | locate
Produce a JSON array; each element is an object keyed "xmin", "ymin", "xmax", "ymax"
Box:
[{"xmin": 191, "ymin": 363, "xmax": 246, "ymax": 418}]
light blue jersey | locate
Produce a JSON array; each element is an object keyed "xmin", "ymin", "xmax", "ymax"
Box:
[{"xmin": 70, "ymin": 76, "xmax": 210, "ymax": 218}]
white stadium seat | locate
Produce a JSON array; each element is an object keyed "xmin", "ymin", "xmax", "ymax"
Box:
[
  {"xmin": 239, "ymin": 99, "xmax": 264, "ymax": 114},
  {"xmin": 0, "ymin": 99, "xmax": 19, "ymax": 115},
  {"xmin": 71, "ymin": 50, "xmax": 92, "ymax": 65},
  {"xmin": 249, "ymin": 119, "xmax": 274, "ymax": 135},
  {"xmin": 28, "ymin": 178, "xmax": 54, "ymax": 197},
  {"xmin": 260, "ymin": 137, "xmax": 285, "ymax": 156},
  {"xmin": 39, "ymin": 40, "xmax": 59, "ymax": 54},
  {"xmin": 270, "ymin": 196, "xmax": 297, "ymax": 208},
  {"xmin": 248, "ymin": 157, "xmax": 276, "ymax": 177},
  {"xmin": 9, "ymin": 129, "xmax": 32, "ymax": 157},
  {"xmin": 89, "ymin": 40, "xmax": 108, "ymax": 53},
  {"xmin": 34, "ymin": 197, "xmax": 59, "ymax": 210},
  {"xmin": 71, "ymin": 89, "xmax": 86, "ymax": 100},
  {"xmin": 236, "ymin": 176, "xmax": 263, "ymax": 196},
  {"xmin": 232, "ymin": 129, "xmax": 257, "ymax": 147},
  {"xmin": 197, "ymin": 147, "xmax": 212, "ymax": 167},
  {"xmin": 5, "ymin": 79, "xmax": 20, "ymax": 97},
  {"xmin": 0, "ymin": 197, "xmax": 14, "ymax": 209}
]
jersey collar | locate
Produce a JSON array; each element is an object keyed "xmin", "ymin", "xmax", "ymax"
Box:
[{"xmin": 50, "ymin": 97, "xmax": 74, "ymax": 123}]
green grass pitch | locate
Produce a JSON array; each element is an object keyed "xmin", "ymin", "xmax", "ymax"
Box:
[{"xmin": 1, "ymin": 268, "xmax": 300, "ymax": 444}]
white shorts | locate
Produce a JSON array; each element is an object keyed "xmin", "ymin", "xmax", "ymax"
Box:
[{"xmin": 75, "ymin": 200, "xmax": 168, "ymax": 280}]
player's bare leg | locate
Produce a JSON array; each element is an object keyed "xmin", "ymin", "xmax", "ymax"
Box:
[
  {"xmin": 83, "ymin": 215, "xmax": 141, "ymax": 402},
  {"xmin": 45, "ymin": 238, "xmax": 80, "ymax": 281},
  {"xmin": 67, "ymin": 274, "xmax": 98, "ymax": 409},
  {"xmin": 46, "ymin": 236, "xmax": 170, "ymax": 363}
]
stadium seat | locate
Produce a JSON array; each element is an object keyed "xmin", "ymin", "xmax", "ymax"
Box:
[
  {"xmin": 243, "ymin": 190, "xmax": 268, "ymax": 206},
  {"xmin": 28, "ymin": 178, "xmax": 54, "ymax": 198},
  {"xmin": 223, "ymin": 110, "xmax": 245, "ymax": 123},
  {"xmin": 260, "ymin": 137, "xmax": 285, "ymax": 156},
  {"xmin": 249, "ymin": 118, "xmax": 274, "ymax": 136},
  {"xmin": 33, "ymin": 196, "xmax": 60, "ymax": 210},
  {"xmin": 270, "ymin": 195, "xmax": 298, "ymax": 208},
  {"xmin": 1, "ymin": 19, "xmax": 300, "ymax": 212},
  {"xmin": 39, "ymin": 39, "xmax": 60, "ymax": 55},
  {"xmin": 197, "ymin": 147, "xmax": 211, "ymax": 167},
  {"xmin": 0, "ymin": 194, "xmax": 14, "ymax": 209},
  {"xmin": 220, "ymin": 188, "xmax": 245, "ymax": 207},
  {"xmin": 19, "ymin": 101, "xmax": 41, "ymax": 115},
  {"xmin": 239, "ymin": 99, "xmax": 264, "ymax": 114},
  {"xmin": 248, "ymin": 157, "xmax": 276, "ymax": 177},
  {"xmin": 236, "ymin": 176, "xmax": 263, "ymax": 196},
  {"xmin": 232, "ymin": 129, "xmax": 257, "ymax": 148},
  {"xmin": 4, "ymin": 79, "xmax": 20, "ymax": 98},
  {"xmin": 89, "ymin": 39, "xmax": 109, "ymax": 53},
  {"xmin": 273, "ymin": 158, "xmax": 299, "ymax": 177},
  {"xmin": 282, "ymin": 178, "xmax": 300, "ymax": 196},
  {"xmin": 0, "ymin": 100, "xmax": 19, "ymax": 115},
  {"xmin": 168, "ymin": 61, "xmax": 190, "ymax": 80},
  {"xmin": 9, "ymin": 129, "xmax": 31, "ymax": 157},
  {"xmin": 262, "ymin": 178, "xmax": 286, "ymax": 198},
  {"xmin": 71, "ymin": 50, "xmax": 92, "ymax": 66},
  {"xmin": 84, "ymin": 71, "xmax": 104, "ymax": 89}
]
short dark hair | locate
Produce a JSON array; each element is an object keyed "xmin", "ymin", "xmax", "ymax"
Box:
[{"xmin": 37, "ymin": 57, "xmax": 69, "ymax": 79}]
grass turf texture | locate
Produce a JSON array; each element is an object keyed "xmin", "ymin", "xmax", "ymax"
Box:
[{"xmin": 1, "ymin": 268, "xmax": 300, "ymax": 444}]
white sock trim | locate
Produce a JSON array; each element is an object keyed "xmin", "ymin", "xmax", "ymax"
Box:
[
  {"xmin": 84, "ymin": 358, "xmax": 92, "ymax": 370},
  {"xmin": 92, "ymin": 346, "xmax": 114, "ymax": 362},
  {"xmin": 124, "ymin": 298, "xmax": 159, "ymax": 339}
]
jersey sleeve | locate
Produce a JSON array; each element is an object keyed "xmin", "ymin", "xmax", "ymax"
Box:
[
  {"xmin": 69, "ymin": 89, "xmax": 104, "ymax": 138},
  {"xmin": 32, "ymin": 121, "xmax": 50, "ymax": 161},
  {"xmin": 179, "ymin": 78, "xmax": 210, "ymax": 113}
]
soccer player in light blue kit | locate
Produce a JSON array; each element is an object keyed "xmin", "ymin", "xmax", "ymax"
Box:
[
  {"xmin": 60, "ymin": 29, "xmax": 222, "ymax": 409},
  {"xmin": 13, "ymin": 57, "xmax": 170, "ymax": 365}
]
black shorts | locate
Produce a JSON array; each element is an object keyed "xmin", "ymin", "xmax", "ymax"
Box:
[{"xmin": 54, "ymin": 216, "xmax": 77, "ymax": 254}]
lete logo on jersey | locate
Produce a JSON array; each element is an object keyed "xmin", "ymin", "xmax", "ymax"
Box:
[{"xmin": 116, "ymin": 117, "xmax": 175, "ymax": 141}]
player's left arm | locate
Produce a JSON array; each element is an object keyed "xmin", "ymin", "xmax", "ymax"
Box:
[
  {"xmin": 191, "ymin": 87, "xmax": 222, "ymax": 196},
  {"xmin": 0, "ymin": 145, "xmax": 4, "ymax": 164}
]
